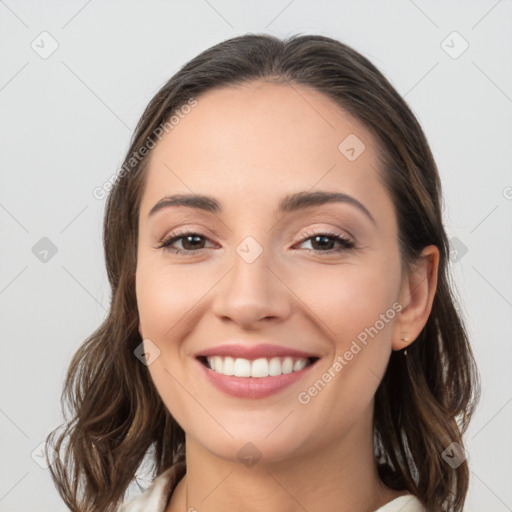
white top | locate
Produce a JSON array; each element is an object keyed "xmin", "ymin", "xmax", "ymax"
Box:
[
  {"xmin": 374, "ymin": 494, "xmax": 426, "ymax": 511},
  {"xmin": 119, "ymin": 463, "xmax": 426, "ymax": 512}
]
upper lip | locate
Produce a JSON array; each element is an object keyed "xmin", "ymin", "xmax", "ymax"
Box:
[{"xmin": 196, "ymin": 343, "xmax": 319, "ymax": 360}]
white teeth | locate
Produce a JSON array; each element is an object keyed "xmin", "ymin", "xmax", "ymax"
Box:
[
  {"xmin": 268, "ymin": 357, "xmax": 282, "ymax": 376},
  {"xmin": 205, "ymin": 356, "xmax": 312, "ymax": 377},
  {"xmin": 213, "ymin": 356, "xmax": 223, "ymax": 373},
  {"xmin": 223, "ymin": 356, "xmax": 234, "ymax": 376},
  {"xmin": 293, "ymin": 358, "xmax": 307, "ymax": 371},
  {"xmin": 233, "ymin": 358, "xmax": 251, "ymax": 377},
  {"xmin": 251, "ymin": 358, "xmax": 268, "ymax": 378},
  {"xmin": 282, "ymin": 357, "xmax": 293, "ymax": 374}
]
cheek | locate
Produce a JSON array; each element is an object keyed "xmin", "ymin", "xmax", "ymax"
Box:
[
  {"xmin": 291, "ymin": 267, "xmax": 398, "ymax": 432},
  {"xmin": 289, "ymin": 261, "xmax": 400, "ymax": 415},
  {"xmin": 135, "ymin": 262, "xmax": 204, "ymax": 430},
  {"xmin": 135, "ymin": 261, "xmax": 211, "ymax": 337},
  {"xmin": 289, "ymin": 262, "xmax": 399, "ymax": 345}
]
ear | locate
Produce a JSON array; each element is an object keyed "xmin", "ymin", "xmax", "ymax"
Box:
[
  {"xmin": 392, "ymin": 245, "xmax": 440, "ymax": 351},
  {"xmin": 138, "ymin": 320, "xmax": 143, "ymax": 340}
]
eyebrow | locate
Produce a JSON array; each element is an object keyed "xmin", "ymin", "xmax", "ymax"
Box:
[{"xmin": 147, "ymin": 190, "xmax": 376, "ymax": 225}]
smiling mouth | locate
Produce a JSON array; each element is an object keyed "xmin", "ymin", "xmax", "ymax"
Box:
[{"xmin": 197, "ymin": 355, "xmax": 319, "ymax": 378}]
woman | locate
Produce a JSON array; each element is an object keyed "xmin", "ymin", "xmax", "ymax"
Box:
[{"xmin": 46, "ymin": 33, "xmax": 480, "ymax": 512}]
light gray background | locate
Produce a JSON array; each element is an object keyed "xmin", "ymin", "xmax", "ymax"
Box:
[{"xmin": 1, "ymin": 1, "xmax": 511, "ymax": 511}]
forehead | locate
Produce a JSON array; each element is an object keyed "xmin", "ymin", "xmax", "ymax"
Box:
[{"xmin": 140, "ymin": 80, "xmax": 388, "ymax": 217}]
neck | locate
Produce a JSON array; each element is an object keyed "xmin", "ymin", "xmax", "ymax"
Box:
[{"xmin": 168, "ymin": 406, "xmax": 403, "ymax": 512}]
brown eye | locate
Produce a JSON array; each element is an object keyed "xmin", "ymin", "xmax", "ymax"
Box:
[
  {"xmin": 157, "ymin": 231, "xmax": 213, "ymax": 254},
  {"xmin": 297, "ymin": 230, "xmax": 355, "ymax": 254}
]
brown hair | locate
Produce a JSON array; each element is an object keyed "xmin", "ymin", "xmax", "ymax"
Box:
[{"xmin": 46, "ymin": 33, "xmax": 480, "ymax": 512}]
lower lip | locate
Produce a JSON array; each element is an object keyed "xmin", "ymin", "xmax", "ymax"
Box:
[{"xmin": 196, "ymin": 358, "xmax": 318, "ymax": 398}]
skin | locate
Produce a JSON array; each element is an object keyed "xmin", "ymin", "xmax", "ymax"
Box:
[{"xmin": 135, "ymin": 80, "xmax": 439, "ymax": 512}]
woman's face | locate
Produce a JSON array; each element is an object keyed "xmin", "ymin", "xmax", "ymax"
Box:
[{"xmin": 136, "ymin": 80, "xmax": 412, "ymax": 462}]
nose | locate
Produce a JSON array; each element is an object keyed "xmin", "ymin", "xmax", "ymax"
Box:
[{"xmin": 211, "ymin": 243, "xmax": 293, "ymax": 329}]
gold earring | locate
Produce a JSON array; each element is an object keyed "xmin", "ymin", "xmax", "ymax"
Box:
[{"xmin": 401, "ymin": 337, "xmax": 410, "ymax": 342}]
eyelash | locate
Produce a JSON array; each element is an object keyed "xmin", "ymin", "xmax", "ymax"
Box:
[{"xmin": 156, "ymin": 228, "xmax": 355, "ymax": 256}]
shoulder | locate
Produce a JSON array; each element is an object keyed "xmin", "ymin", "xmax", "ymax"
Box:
[
  {"xmin": 118, "ymin": 461, "xmax": 186, "ymax": 512},
  {"xmin": 374, "ymin": 494, "xmax": 426, "ymax": 512}
]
